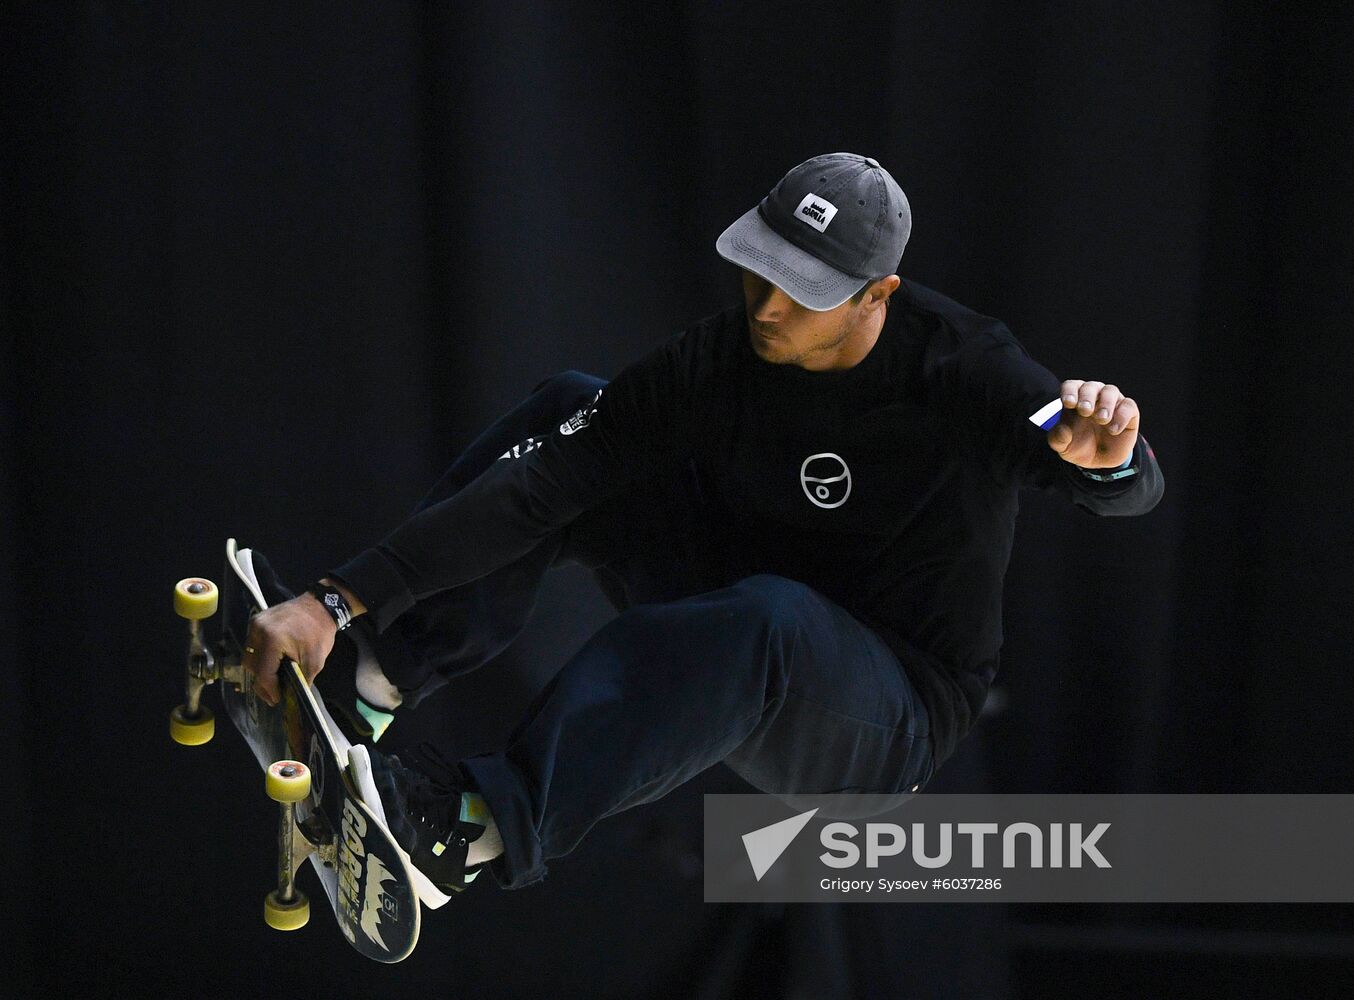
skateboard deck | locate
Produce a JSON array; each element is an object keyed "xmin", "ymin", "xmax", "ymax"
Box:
[{"xmin": 172, "ymin": 539, "xmax": 421, "ymax": 962}]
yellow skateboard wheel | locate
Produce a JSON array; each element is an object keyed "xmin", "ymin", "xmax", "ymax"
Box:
[
  {"xmin": 169, "ymin": 704, "xmax": 214, "ymax": 746},
  {"xmin": 266, "ymin": 760, "xmax": 312, "ymax": 803},
  {"xmin": 264, "ymin": 888, "xmax": 310, "ymax": 931},
  {"xmin": 174, "ymin": 578, "xmax": 219, "ymax": 620}
]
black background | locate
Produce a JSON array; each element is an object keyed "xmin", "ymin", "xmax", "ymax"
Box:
[{"xmin": 3, "ymin": 2, "xmax": 1351, "ymax": 997}]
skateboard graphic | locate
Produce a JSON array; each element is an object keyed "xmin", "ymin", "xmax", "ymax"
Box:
[{"xmin": 170, "ymin": 538, "xmax": 421, "ymax": 962}]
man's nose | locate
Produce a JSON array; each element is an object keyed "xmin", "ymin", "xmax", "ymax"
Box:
[{"xmin": 752, "ymin": 279, "xmax": 793, "ymax": 320}]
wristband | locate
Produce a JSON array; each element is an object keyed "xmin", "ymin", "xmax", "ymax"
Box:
[{"xmin": 307, "ymin": 581, "xmax": 356, "ymax": 631}]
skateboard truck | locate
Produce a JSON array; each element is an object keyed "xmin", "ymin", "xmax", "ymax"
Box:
[
  {"xmin": 169, "ymin": 576, "xmax": 246, "ymax": 745},
  {"xmin": 170, "ymin": 577, "xmax": 219, "ymax": 745},
  {"xmin": 264, "ymin": 760, "xmax": 313, "ymax": 930}
]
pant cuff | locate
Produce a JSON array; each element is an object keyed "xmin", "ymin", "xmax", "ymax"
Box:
[{"xmin": 459, "ymin": 751, "xmax": 549, "ymax": 890}]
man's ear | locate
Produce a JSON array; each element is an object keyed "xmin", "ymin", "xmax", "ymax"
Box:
[{"xmin": 870, "ymin": 275, "xmax": 901, "ymax": 306}]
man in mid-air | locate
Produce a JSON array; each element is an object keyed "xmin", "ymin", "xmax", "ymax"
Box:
[{"xmin": 241, "ymin": 151, "xmax": 1164, "ymax": 903}]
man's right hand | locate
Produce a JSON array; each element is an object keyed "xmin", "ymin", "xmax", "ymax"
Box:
[{"xmin": 241, "ymin": 592, "xmax": 339, "ymax": 706}]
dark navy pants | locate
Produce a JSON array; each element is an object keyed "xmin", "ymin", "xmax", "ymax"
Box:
[{"xmin": 368, "ymin": 372, "xmax": 936, "ymax": 890}]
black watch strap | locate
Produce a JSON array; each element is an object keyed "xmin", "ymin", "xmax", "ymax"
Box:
[{"xmin": 307, "ymin": 581, "xmax": 355, "ymax": 631}]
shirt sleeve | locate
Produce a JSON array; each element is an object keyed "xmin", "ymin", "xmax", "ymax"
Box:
[
  {"xmin": 954, "ymin": 325, "xmax": 1165, "ymax": 516},
  {"xmin": 327, "ymin": 329, "xmax": 703, "ymax": 633}
]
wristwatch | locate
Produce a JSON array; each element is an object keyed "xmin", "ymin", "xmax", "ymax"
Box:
[
  {"xmin": 1075, "ymin": 445, "xmax": 1139, "ymax": 483},
  {"xmin": 307, "ymin": 581, "xmax": 356, "ymax": 631}
]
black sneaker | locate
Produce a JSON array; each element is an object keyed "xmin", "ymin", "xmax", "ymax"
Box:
[
  {"xmin": 366, "ymin": 741, "xmax": 491, "ymax": 898},
  {"xmin": 248, "ymin": 550, "xmax": 395, "ymax": 745}
]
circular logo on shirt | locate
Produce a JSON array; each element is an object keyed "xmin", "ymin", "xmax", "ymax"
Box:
[{"xmin": 800, "ymin": 453, "xmax": 852, "ymax": 509}]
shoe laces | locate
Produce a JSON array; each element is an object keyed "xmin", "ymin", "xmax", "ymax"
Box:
[{"xmin": 400, "ymin": 743, "xmax": 469, "ymax": 843}]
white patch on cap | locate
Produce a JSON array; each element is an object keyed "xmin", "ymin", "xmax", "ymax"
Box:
[{"xmin": 794, "ymin": 192, "xmax": 838, "ymax": 233}]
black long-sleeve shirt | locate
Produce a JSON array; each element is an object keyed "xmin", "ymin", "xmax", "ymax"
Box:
[{"xmin": 330, "ymin": 278, "xmax": 1164, "ymax": 770}]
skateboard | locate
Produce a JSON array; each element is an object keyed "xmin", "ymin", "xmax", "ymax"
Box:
[{"xmin": 170, "ymin": 538, "xmax": 421, "ymax": 962}]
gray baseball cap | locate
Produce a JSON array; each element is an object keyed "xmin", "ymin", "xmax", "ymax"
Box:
[{"xmin": 716, "ymin": 151, "xmax": 911, "ymax": 311}]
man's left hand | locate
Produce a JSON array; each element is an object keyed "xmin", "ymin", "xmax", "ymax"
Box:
[{"xmin": 1047, "ymin": 379, "xmax": 1140, "ymax": 468}]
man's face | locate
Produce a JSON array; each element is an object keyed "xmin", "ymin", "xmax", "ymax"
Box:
[{"xmin": 740, "ymin": 268, "xmax": 875, "ymax": 371}]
